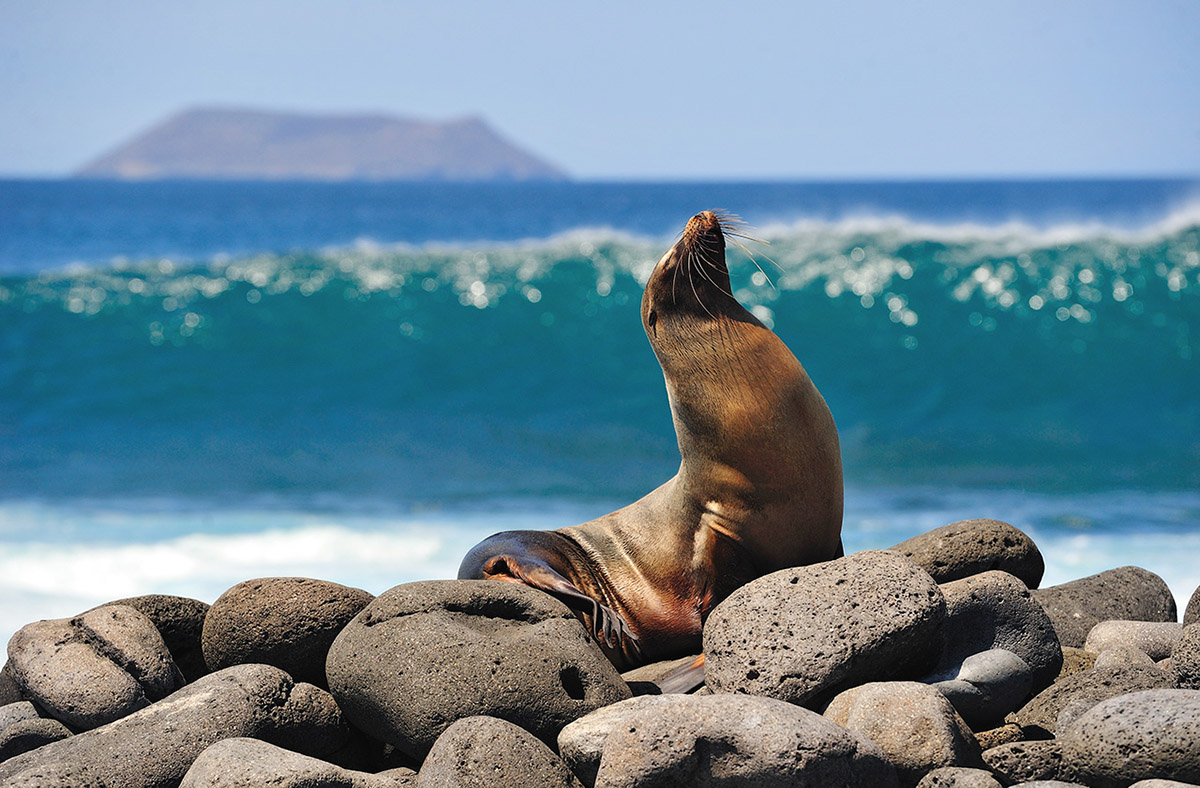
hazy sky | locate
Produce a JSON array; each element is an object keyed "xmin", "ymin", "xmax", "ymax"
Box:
[{"xmin": 2, "ymin": 0, "xmax": 1198, "ymax": 179}]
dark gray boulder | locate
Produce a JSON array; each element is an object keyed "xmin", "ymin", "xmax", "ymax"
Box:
[
  {"xmin": 558, "ymin": 695, "xmax": 695, "ymax": 788},
  {"xmin": 981, "ymin": 740, "xmax": 1068, "ymax": 785},
  {"xmin": 0, "ymin": 664, "xmax": 355, "ymax": 787},
  {"xmin": 107, "ymin": 594, "xmax": 211, "ymax": 682},
  {"xmin": 917, "ymin": 767, "xmax": 1004, "ymax": 787},
  {"xmin": 0, "ymin": 663, "xmax": 24, "ymax": 705},
  {"xmin": 0, "ymin": 716, "xmax": 72, "ymax": 763},
  {"xmin": 416, "ymin": 715, "xmax": 583, "ymax": 788},
  {"xmin": 593, "ymin": 693, "xmax": 899, "ymax": 788},
  {"xmin": 932, "ymin": 649, "xmax": 1034, "ymax": 731},
  {"xmin": 1185, "ymin": 586, "xmax": 1200, "ymax": 627},
  {"xmin": 933, "ymin": 571, "xmax": 1062, "ymax": 693},
  {"xmin": 6, "ymin": 604, "xmax": 184, "ymax": 730},
  {"xmin": 1085, "ymin": 620, "xmax": 1184, "ymax": 661},
  {"xmin": 1059, "ymin": 689, "xmax": 1200, "ymax": 788},
  {"xmin": 0, "ymin": 700, "xmax": 39, "ymax": 730},
  {"xmin": 326, "ymin": 580, "xmax": 630, "ymax": 760},
  {"xmin": 1010, "ymin": 662, "xmax": 1174, "ymax": 736},
  {"xmin": 823, "ymin": 681, "xmax": 982, "ymax": 787},
  {"xmin": 890, "ymin": 519, "xmax": 1045, "ymax": 588},
  {"xmin": 1, "ymin": 702, "xmax": 72, "ymax": 763},
  {"xmin": 202, "ymin": 577, "xmax": 373, "ymax": 687},
  {"xmin": 1032, "ymin": 567, "xmax": 1177, "ymax": 648},
  {"xmin": 179, "ymin": 737, "xmax": 414, "ymax": 787},
  {"xmin": 1171, "ymin": 623, "xmax": 1200, "ymax": 689},
  {"xmin": 704, "ymin": 550, "xmax": 945, "ymax": 706}
]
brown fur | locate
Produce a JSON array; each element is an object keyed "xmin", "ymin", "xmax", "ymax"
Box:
[{"xmin": 459, "ymin": 211, "xmax": 843, "ymax": 669}]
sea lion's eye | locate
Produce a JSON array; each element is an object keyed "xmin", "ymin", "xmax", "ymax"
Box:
[{"xmin": 647, "ymin": 310, "xmax": 658, "ymax": 329}]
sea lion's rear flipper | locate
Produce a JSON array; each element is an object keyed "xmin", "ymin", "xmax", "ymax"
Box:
[
  {"xmin": 472, "ymin": 551, "xmax": 641, "ymax": 661},
  {"xmin": 657, "ymin": 653, "xmax": 707, "ymax": 694}
]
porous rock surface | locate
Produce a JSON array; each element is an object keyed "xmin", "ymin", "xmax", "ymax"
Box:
[
  {"xmin": 1057, "ymin": 647, "xmax": 1096, "ymax": 679},
  {"xmin": 703, "ymin": 550, "xmax": 945, "ymax": 706},
  {"xmin": 6, "ymin": 604, "xmax": 184, "ymax": 730},
  {"xmin": 326, "ymin": 579, "xmax": 630, "ymax": 760},
  {"xmin": 933, "ymin": 570, "xmax": 1062, "ymax": 692},
  {"xmin": 1171, "ymin": 623, "xmax": 1200, "ymax": 689},
  {"xmin": 0, "ymin": 663, "xmax": 354, "ymax": 787},
  {"xmin": 0, "ymin": 701, "xmax": 72, "ymax": 762},
  {"xmin": 179, "ymin": 737, "xmax": 414, "ymax": 787},
  {"xmin": 1092, "ymin": 644, "xmax": 1160, "ymax": 672},
  {"xmin": 202, "ymin": 576, "xmax": 373, "ymax": 687},
  {"xmin": 416, "ymin": 715, "xmax": 583, "ymax": 788},
  {"xmin": 889, "ymin": 519, "xmax": 1045, "ymax": 588},
  {"xmin": 1185, "ymin": 585, "xmax": 1200, "ymax": 627},
  {"xmin": 973, "ymin": 722, "xmax": 1024, "ymax": 751},
  {"xmin": 558, "ymin": 695, "xmax": 694, "ymax": 787},
  {"xmin": 107, "ymin": 594, "xmax": 211, "ymax": 682},
  {"xmin": 1032, "ymin": 567, "xmax": 1177, "ymax": 648},
  {"xmin": 981, "ymin": 740, "xmax": 1068, "ymax": 785},
  {"xmin": 916, "ymin": 766, "xmax": 1004, "ymax": 787},
  {"xmin": 1010, "ymin": 662, "xmax": 1174, "ymax": 736},
  {"xmin": 1058, "ymin": 689, "xmax": 1200, "ymax": 788},
  {"xmin": 592, "ymin": 693, "xmax": 899, "ymax": 788},
  {"xmin": 1085, "ymin": 620, "xmax": 1184, "ymax": 661},
  {"xmin": 0, "ymin": 663, "xmax": 24, "ymax": 705},
  {"xmin": 823, "ymin": 680, "xmax": 982, "ymax": 786}
]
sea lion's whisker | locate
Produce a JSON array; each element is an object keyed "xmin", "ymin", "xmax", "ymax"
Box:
[{"xmin": 686, "ymin": 250, "xmax": 717, "ymax": 319}]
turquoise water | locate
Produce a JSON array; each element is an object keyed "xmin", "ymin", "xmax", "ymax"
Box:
[{"xmin": 2, "ymin": 179, "xmax": 1198, "ymax": 646}]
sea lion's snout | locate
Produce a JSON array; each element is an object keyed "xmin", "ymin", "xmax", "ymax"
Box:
[{"xmin": 681, "ymin": 211, "xmax": 726, "ymax": 255}]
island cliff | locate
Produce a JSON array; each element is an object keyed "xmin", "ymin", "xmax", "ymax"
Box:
[{"xmin": 75, "ymin": 107, "xmax": 567, "ymax": 181}]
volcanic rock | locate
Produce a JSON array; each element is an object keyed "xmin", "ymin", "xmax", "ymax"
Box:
[
  {"xmin": 202, "ymin": 577, "xmax": 373, "ymax": 687},
  {"xmin": 1032, "ymin": 567, "xmax": 1177, "ymax": 648},
  {"xmin": 704, "ymin": 550, "xmax": 945, "ymax": 706},
  {"xmin": 933, "ymin": 571, "xmax": 1062, "ymax": 692},
  {"xmin": 1010, "ymin": 662, "xmax": 1173, "ymax": 736},
  {"xmin": 0, "ymin": 664, "xmax": 355, "ymax": 787},
  {"xmin": 889, "ymin": 519, "xmax": 1045, "ymax": 588},
  {"xmin": 592, "ymin": 693, "xmax": 899, "ymax": 788},
  {"xmin": 179, "ymin": 737, "xmax": 414, "ymax": 787},
  {"xmin": 107, "ymin": 594, "xmax": 211, "ymax": 682},
  {"xmin": 1059, "ymin": 689, "xmax": 1200, "ymax": 788},
  {"xmin": 1085, "ymin": 620, "xmax": 1183, "ymax": 661},
  {"xmin": 5, "ymin": 604, "xmax": 183, "ymax": 730},
  {"xmin": 823, "ymin": 681, "xmax": 982, "ymax": 786},
  {"xmin": 417, "ymin": 715, "xmax": 583, "ymax": 788},
  {"xmin": 981, "ymin": 740, "xmax": 1068, "ymax": 785},
  {"xmin": 326, "ymin": 580, "xmax": 630, "ymax": 760}
]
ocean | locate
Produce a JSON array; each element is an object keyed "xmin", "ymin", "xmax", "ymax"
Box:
[{"xmin": 2, "ymin": 178, "xmax": 1199, "ymax": 648}]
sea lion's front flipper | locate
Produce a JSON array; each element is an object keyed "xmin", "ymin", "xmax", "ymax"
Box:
[
  {"xmin": 465, "ymin": 545, "xmax": 642, "ymax": 662},
  {"xmin": 657, "ymin": 653, "xmax": 707, "ymax": 694}
]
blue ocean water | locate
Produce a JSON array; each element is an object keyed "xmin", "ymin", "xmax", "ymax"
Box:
[{"xmin": 2, "ymin": 178, "xmax": 1199, "ymax": 646}]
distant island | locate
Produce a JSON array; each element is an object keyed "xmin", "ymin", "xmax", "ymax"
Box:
[{"xmin": 75, "ymin": 107, "xmax": 567, "ymax": 181}]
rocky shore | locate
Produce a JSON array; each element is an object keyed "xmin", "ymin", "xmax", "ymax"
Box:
[{"xmin": 2, "ymin": 518, "xmax": 1199, "ymax": 787}]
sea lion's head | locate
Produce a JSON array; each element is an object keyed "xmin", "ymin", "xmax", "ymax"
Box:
[{"xmin": 641, "ymin": 211, "xmax": 754, "ymax": 345}]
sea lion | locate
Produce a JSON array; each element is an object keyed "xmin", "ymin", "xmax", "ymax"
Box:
[{"xmin": 458, "ymin": 211, "xmax": 843, "ymax": 671}]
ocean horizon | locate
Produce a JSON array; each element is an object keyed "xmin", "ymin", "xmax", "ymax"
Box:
[{"xmin": 2, "ymin": 177, "xmax": 1198, "ymax": 647}]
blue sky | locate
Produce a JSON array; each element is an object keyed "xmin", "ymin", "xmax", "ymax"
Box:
[{"xmin": 2, "ymin": 0, "xmax": 1198, "ymax": 179}]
